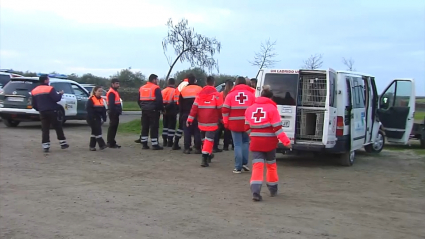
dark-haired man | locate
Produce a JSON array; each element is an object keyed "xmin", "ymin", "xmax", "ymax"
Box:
[
  {"xmin": 138, "ymin": 74, "xmax": 164, "ymax": 150},
  {"xmin": 161, "ymin": 78, "xmax": 178, "ymax": 147},
  {"xmin": 106, "ymin": 78, "xmax": 122, "ymax": 148},
  {"xmin": 31, "ymin": 75, "xmax": 68, "ymax": 152},
  {"xmin": 179, "ymin": 74, "xmax": 202, "ymax": 154}
]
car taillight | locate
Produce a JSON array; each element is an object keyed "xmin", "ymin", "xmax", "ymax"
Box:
[
  {"xmin": 27, "ymin": 96, "xmax": 32, "ymax": 109},
  {"xmin": 336, "ymin": 116, "xmax": 344, "ymax": 136}
]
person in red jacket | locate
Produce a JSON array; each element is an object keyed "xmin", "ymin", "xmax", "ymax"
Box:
[
  {"xmin": 222, "ymin": 77, "xmax": 255, "ymax": 173},
  {"xmin": 187, "ymin": 76, "xmax": 222, "ymax": 167},
  {"xmin": 244, "ymin": 85, "xmax": 292, "ymax": 202}
]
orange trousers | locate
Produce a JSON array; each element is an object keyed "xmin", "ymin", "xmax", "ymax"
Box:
[
  {"xmin": 200, "ymin": 130, "xmax": 215, "ymax": 155},
  {"xmin": 250, "ymin": 150, "xmax": 278, "ymax": 196}
]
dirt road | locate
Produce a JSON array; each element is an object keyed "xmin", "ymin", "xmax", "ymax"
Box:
[{"xmin": 1, "ymin": 120, "xmax": 424, "ymax": 239}]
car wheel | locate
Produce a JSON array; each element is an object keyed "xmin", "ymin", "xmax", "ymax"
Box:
[
  {"xmin": 365, "ymin": 131, "xmax": 385, "ymax": 153},
  {"xmin": 339, "ymin": 150, "xmax": 355, "ymax": 166},
  {"xmin": 4, "ymin": 119, "xmax": 20, "ymax": 127}
]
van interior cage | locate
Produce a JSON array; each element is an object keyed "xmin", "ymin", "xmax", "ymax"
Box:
[
  {"xmin": 297, "ymin": 73, "xmax": 327, "ymax": 107},
  {"xmin": 295, "ymin": 108, "xmax": 325, "ymax": 141}
]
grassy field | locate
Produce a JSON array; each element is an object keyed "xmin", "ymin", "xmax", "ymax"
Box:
[
  {"xmin": 415, "ymin": 111, "xmax": 425, "ymax": 121},
  {"xmin": 122, "ymin": 101, "xmax": 140, "ymax": 111},
  {"xmin": 385, "ymin": 142, "xmax": 425, "ymax": 155},
  {"xmin": 118, "ymin": 119, "xmax": 174, "ymax": 135}
]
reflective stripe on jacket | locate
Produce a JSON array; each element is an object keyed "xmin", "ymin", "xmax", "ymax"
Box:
[
  {"xmin": 179, "ymin": 84, "xmax": 202, "ymax": 115},
  {"xmin": 106, "ymin": 87, "xmax": 122, "ymax": 114},
  {"xmin": 187, "ymin": 85, "xmax": 222, "ymax": 131},
  {"xmin": 138, "ymin": 82, "xmax": 163, "ymax": 111},
  {"xmin": 222, "ymin": 84, "xmax": 255, "ymax": 132},
  {"xmin": 30, "ymin": 84, "xmax": 62, "ymax": 112},
  {"xmin": 244, "ymin": 97, "xmax": 291, "ymax": 152}
]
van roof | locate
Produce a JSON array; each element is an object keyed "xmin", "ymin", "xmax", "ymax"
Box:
[
  {"xmin": 12, "ymin": 76, "xmax": 78, "ymax": 84},
  {"xmin": 337, "ymin": 70, "xmax": 374, "ymax": 77}
]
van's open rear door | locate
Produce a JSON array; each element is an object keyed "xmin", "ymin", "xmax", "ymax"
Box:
[
  {"xmin": 377, "ymin": 79, "xmax": 415, "ymax": 145},
  {"xmin": 258, "ymin": 69, "xmax": 299, "ymax": 142}
]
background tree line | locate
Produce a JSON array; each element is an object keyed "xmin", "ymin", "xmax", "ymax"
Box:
[{"xmin": 10, "ymin": 67, "xmax": 238, "ymax": 101}]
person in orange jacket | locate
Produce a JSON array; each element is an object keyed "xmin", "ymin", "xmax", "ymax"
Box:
[
  {"xmin": 170, "ymin": 78, "xmax": 189, "ymax": 150},
  {"xmin": 161, "ymin": 78, "xmax": 178, "ymax": 147},
  {"xmin": 187, "ymin": 76, "xmax": 222, "ymax": 167},
  {"xmin": 137, "ymin": 74, "xmax": 164, "ymax": 150},
  {"xmin": 244, "ymin": 85, "xmax": 292, "ymax": 202},
  {"xmin": 179, "ymin": 75, "xmax": 202, "ymax": 154}
]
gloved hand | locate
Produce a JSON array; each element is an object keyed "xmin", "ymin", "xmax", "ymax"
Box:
[{"xmin": 186, "ymin": 121, "xmax": 192, "ymax": 127}]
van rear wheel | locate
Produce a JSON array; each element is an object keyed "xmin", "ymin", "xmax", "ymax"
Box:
[{"xmin": 339, "ymin": 151, "xmax": 355, "ymax": 166}]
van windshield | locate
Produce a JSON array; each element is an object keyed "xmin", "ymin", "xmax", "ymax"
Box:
[{"xmin": 263, "ymin": 73, "xmax": 298, "ymax": 106}]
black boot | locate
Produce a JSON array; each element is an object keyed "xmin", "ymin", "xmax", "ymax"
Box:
[
  {"xmin": 201, "ymin": 154, "xmax": 209, "ymax": 167},
  {"xmin": 162, "ymin": 137, "xmax": 168, "ymax": 147},
  {"xmin": 167, "ymin": 137, "xmax": 174, "ymax": 147},
  {"xmin": 193, "ymin": 147, "xmax": 202, "ymax": 154},
  {"xmin": 90, "ymin": 137, "xmax": 96, "ymax": 150},
  {"xmin": 97, "ymin": 138, "xmax": 107, "ymax": 150},
  {"xmin": 172, "ymin": 138, "xmax": 181, "ymax": 150},
  {"xmin": 152, "ymin": 144, "xmax": 163, "ymax": 150},
  {"xmin": 142, "ymin": 143, "xmax": 150, "ymax": 149},
  {"xmin": 208, "ymin": 153, "xmax": 214, "ymax": 163}
]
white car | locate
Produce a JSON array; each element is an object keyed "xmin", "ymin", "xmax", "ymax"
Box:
[
  {"xmin": 0, "ymin": 70, "xmax": 23, "ymax": 94},
  {"xmin": 0, "ymin": 75, "xmax": 92, "ymax": 127},
  {"xmin": 80, "ymin": 83, "xmax": 123, "ymax": 110}
]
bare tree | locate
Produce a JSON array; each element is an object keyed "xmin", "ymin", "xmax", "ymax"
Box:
[
  {"xmin": 162, "ymin": 18, "xmax": 221, "ymax": 80},
  {"xmin": 342, "ymin": 57, "xmax": 355, "ymax": 71},
  {"xmin": 302, "ymin": 53, "xmax": 324, "ymax": 70},
  {"xmin": 249, "ymin": 38, "xmax": 279, "ymax": 77}
]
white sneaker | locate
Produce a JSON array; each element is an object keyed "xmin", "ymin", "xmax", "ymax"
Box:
[
  {"xmin": 242, "ymin": 165, "xmax": 250, "ymax": 172},
  {"xmin": 233, "ymin": 169, "xmax": 242, "ymax": 174}
]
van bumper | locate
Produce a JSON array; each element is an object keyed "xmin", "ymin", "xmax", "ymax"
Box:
[
  {"xmin": 276, "ymin": 136, "xmax": 350, "ymax": 154},
  {"xmin": 0, "ymin": 108, "xmax": 40, "ymax": 121}
]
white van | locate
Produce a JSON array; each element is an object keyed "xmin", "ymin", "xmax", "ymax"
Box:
[{"xmin": 256, "ymin": 69, "xmax": 416, "ymax": 166}]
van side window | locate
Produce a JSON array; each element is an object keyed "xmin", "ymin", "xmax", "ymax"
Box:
[
  {"xmin": 71, "ymin": 84, "xmax": 89, "ymax": 97},
  {"xmin": 329, "ymin": 72, "xmax": 336, "ymax": 107},
  {"xmin": 380, "ymin": 82, "xmax": 396, "ymax": 109},
  {"xmin": 346, "ymin": 78, "xmax": 352, "ymax": 106},
  {"xmin": 51, "ymin": 82, "xmax": 73, "ymax": 94},
  {"xmin": 352, "ymin": 77, "xmax": 365, "ymax": 108}
]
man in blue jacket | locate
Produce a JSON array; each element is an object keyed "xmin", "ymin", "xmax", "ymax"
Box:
[{"xmin": 31, "ymin": 75, "xmax": 69, "ymax": 152}]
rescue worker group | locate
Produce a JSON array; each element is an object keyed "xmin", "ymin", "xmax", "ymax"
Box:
[{"xmin": 31, "ymin": 73, "xmax": 292, "ymax": 201}]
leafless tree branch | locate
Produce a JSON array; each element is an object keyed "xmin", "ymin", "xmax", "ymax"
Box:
[
  {"xmin": 302, "ymin": 53, "xmax": 324, "ymax": 70},
  {"xmin": 342, "ymin": 57, "xmax": 355, "ymax": 71},
  {"xmin": 249, "ymin": 38, "xmax": 279, "ymax": 76},
  {"xmin": 162, "ymin": 18, "xmax": 221, "ymax": 80}
]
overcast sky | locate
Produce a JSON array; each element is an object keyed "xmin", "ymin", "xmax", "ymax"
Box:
[{"xmin": 1, "ymin": 0, "xmax": 424, "ymax": 95}]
